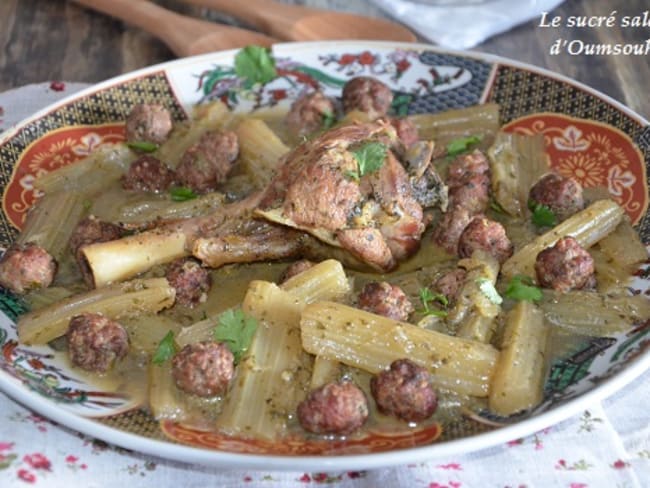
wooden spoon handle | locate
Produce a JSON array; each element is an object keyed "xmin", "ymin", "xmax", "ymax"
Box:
[
  {"xmin": 71, "ymin": 0, "xmax": 276, "ymax": 57},
  {"xmin": 179, "ymin": 0, "xmax": 305, "ymax": 33}
]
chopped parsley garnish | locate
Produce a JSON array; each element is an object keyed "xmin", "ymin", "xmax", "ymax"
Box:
[
  {"xmin": 213, "ymin": 309, "xmax": 258, "ymax": 363},
  {"xmin": 234, "ymin": 45, "xmax": 277, "ymax": 88},
  {"xmin": 126, "ymin": 141, "xmax": 159, "ymax": 153},
  {"xmin": 152, "ymin": 330, "xmax": 177, "ymax": 364},
  {"xmin": 346, "ymin": 141, "xmax": 387, "ymax": 181},
  {"xmin": 418, "ymin": 287, "xmax": 448, "ymax": 317},
  {"xmin": 528, "ymin": 199, "xmax": 557, "ymax": 228},
  {"xmin": 446, "ymin": 135, "xmax": 482, "ymax": 157},
  {"xmin": 503, "ymin": 275, "xmax": 543, "ymax": 302},
  {"xmin": 476, "ymin": 277, "xmax": 503, "ymax": 305},
  {"xmin": 170, "ymin": 186, "xmax": 198, "ymax": 202}
]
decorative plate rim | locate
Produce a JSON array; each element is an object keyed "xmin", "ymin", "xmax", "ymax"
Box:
[{"xmin": 0, "ymin": 40, "xmax": 648, "ymax": 471}]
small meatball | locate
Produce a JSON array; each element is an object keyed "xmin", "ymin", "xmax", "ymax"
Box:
[
  {"xmin": 172, "ymin": 341, "xmax": 234, "ymax": 397},
  {"xmin": 67, "ymin": 313, "xmax": 129, "ymax": 373},
  {"xmin": 529, "ymin": 173, "xmax": 584, "ymax": 221},
  {"xmin": 175, "ymin": 130, "xmax": 239, "ymax": 193},
  {"xmin": 286, "ymin": 91, "xmax": 336, "ymax": 138},
  {"xmin": 371, "ymin": 359, "xmax": 437, "ymax": 422},
  {"xmin": 297, "ymin": 381, "xmax": 368, "ymax": 435},
  {"xmin": 458, "ymin": 217, "xmax": 513, "ymax": 263},
  {"xmin": 448, "ymin": 172, "xmax": 490, "ymax": 214},
  {"xmin": 125, "ymin": 103, "xmax": 173, "ymax": 145},
  {"xmin": 166, "ymin": 258, "xmax": 211, "ymax": 307},
  {"xmin": 357, "ymin": 281, "xmax": 414, "ymax": 321},
  {"xmin": 535, "ymin": 236, "xmax": 595, "ymax": 292},
  {"xmin": 121, "ymin": 155, "xmax": 176, "ymax": 193},
  {"xmin": 0, "ymin": 243, "xmax": 56, "ymax": 294},
  {"xmin": 446, "ymin": 150, "xmax": 490, "ymax": 185},
  {"xmin": 342, "ymin": 76, "xmax": 393, "ymax": 118},
  {"xmin": 434, "ymin": 268, "xmax": 467, "ymax": 304},
  {"xmin": 431, "ymin": 206, "xmax": 473, "ymax": 255},
  {"xmin": 390, "ymin": 117, "xmax": 419, "ymax": 148},
  {"xmin": 278, "ymin": 259, "xmax": 315, "ymax": 284}
]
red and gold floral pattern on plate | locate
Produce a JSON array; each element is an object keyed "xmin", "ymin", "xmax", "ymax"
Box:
[
  {"xmin": 503, "ymin": 113, "xmax": 648, "ymax": 224},
  {"xmin": 161, "ymin": 420, "xmax": 442, "ymax": 455},
  {"xmin": 2, "ymin": 124, "xmax": 125, "ymax": 229}
]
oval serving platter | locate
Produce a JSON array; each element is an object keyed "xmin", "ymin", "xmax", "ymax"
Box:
[{"xmin": 0, "ymin": 41, "xmax": 648, "ymax": 471}]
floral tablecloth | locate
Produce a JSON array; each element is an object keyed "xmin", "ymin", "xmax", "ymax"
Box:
[{"xmin": 0, "ymin": 83, "xmax": 649, "ymax": 488}]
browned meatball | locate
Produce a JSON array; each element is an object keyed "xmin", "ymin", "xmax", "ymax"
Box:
[
  {"xmin": 67, "ymin": 313, "xmax": 129, "ymax": 373},
  {"xmin": 125, "ymin": 103, "xmax": 173, "ymax": 145},
  {"xmin": 434, "ymin": 268, "xmax": 467, "ymax": 304},
  {"xmin": 458, "ymin": 217, "xmax": 513, "ymax": 263},
  {"xmin": 0, "ymin": 243, "xmax": 56, "ymax": 294},
  {"xmin": 171, "ymin": 341, "xmax": 234, "ymax": 397},
  {"xmin": 431, "ymin": 206, "xmax": 474, "ymax": 255},
  {"xmin": 535, "ymin": 236, "xmax": 595, "ymax": 292},
  {"xmin": 529, "ymin": 173, "xmax": 584, "ymax": 221},
  {"xmin": 371, "ymin": 359, "xmax": 437, "ymax": 422},
  {"xmin": 297, "ymin": 381, "xmax": 368, "ymax": 435},
  {"xmin": 446, "ymin": 150, "xmax": 490, "ymax": 214},
  {"xmin": 278, "ymin": 259, "xmax": 315, "ymax": 284},
  {"xmin": 165, "ymin": 257, "xmax": 211, "ymax": 307},
  {"xmin": 357, "ymin": 281, "xmax": 414, "ymax": 321},
  {"xmin": 342, "ymin": 76, "xmax": 393, "ymax": 118},
  {"xmin": 446, "ymin": 149, "xmax": 490, "ymax": 185},
  {"xmin": 121, "ymin": 155, "xmax": 176, "ymax": 193},
  {"xmin": 390, "ymin": 117, "xmax": 419, "ymax": 148},
  {"xmin": 286, "ymin": 91, "xmax": 336, "ymax": 138},
  {"xmin": 175, "ymin": 130, "xmax": 239, "ymax": 193}
]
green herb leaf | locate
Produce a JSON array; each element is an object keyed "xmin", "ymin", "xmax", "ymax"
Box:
[
  {"xmin": 170, "ymin": 187, "xmax": 198, "ymax": 202},
  {"xmin": 476, "ymin": 278, "xmax": 503, "ymax": 305},
  {"xmin": 213, "ymin": 308, "xmax": 258, "ymax": 363},
  {"xmin": 446, "ymin": 135, "xmax": 482, "ymax": 157},
  {"xmin": 350, "ymin": 141, "xmax": 387, "ymax": 179},
  {"xmin": 528, "ymin": 200, "xmax": 557, "ymax": 228},
  {"xmin": 127, "ymin": 141, "xmax": 159, "ymax": 153},
  {"xmin": 322, "ymin": 110, "xmax": 336, "ymax": 130},
  {"xmin": 489, "ymin": 198, "xmax": 507, "ymax": 215},
  {"xmin": 152, "ymin": 330, "xmax": 177, "ymax": 365},
  {"xmin": 418, "ymin": 287, "xmax": 448, "ymax": 317},
  {"xmin": 504, "ymin": 275, "xmax": 543, "ymax": 302},
  {"xmin": 234, "ymin": 45, "xmax": 277, "ymax": 88}
]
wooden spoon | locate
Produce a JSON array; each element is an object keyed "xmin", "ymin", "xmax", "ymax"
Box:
[
  {"xmin": 180, "ymin": 0, "xmax": 417, "ymax": 42},
  {"xmin": 71, "ymin": 0, "xmax": 278, "ymax": 57}
]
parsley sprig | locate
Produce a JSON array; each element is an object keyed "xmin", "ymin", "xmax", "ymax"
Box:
[
  {"xmin": 418, "ymin": 287, "xmax": 448, "ymax": 317},
  {"xmin": 503, "ymin": 275, "xmax": 543, "ymax": 302},
  {"xmin": 127, "ymin": 141, "xmax": 159, "ymax": 153},
  {"xmin": 528, "ymin": 199, "xmax": 557, "ymax": 228},
  {"xmin": 446, "ymin": 135, "xmax": 482, "ymax": 157},
  {"xmin": 213, "ymin": 309, "xmax": 258, "ymax": 363},
  {"xmin": 170, "ymin": 186, "xmax": 198, "ymax": 202},
  {"xmin": 346, "ymin": 141, "xmax": 387, "ymax": 181},
  {"xmin": 152, "ymin": 330, "xmax": 177, "ymax": 364},
  {"xmin": 234, "ymin": 45, "xmax": 277, "ymax": 88}
]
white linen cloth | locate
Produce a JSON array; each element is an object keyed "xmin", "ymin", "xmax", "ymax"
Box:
[
  {"xmin": 0, "ymin": 83, "xmax": 648, "ymax": 488},
  {"xmin": 369, "ymin": 0, "xmax": 566, "ymax": 49}
]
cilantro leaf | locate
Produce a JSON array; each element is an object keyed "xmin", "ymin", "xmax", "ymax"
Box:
[
  {"xmin": 170, "ymin": 186, "xmax": 198, "ymax": 202},
  {"xmin": 127, "ymin": 141, "xmax": 159, "ymax": 153},
  {"xmin": 213, "ymin": 308, "xmax": 258, "ymax": 363},
  {"xmin": 234, "ymin": 45, "xmax": 277, "ymax": 88},
  {"xmin": 504, "ymin": 275, "xmax": 543, "ymax": 302},
  {"xmin": 528, "ymin": 199, "xmax": 557, "ymax": 228},
  {"xmin": 476, "ymin": 277, "xmax": 503, "ymax": 305},
  {"xmin": 446, "ymin": 135, "xmax": 482, "ymax": 157},
  {"xmin": 152, "ymin": 330, "xmax": 177, "ymax": 365},
  {"xmin": 418, "ymin": 287, "xmax": 448, "ymax": 317},
  {"xmin": 349, "ymin": 141, "xmax": 387, "ymax": 181}
]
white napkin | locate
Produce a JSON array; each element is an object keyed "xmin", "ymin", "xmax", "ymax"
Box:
[{"xmin": 370, "ymin": 0, "xmax": 566, "ymax": 49}]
